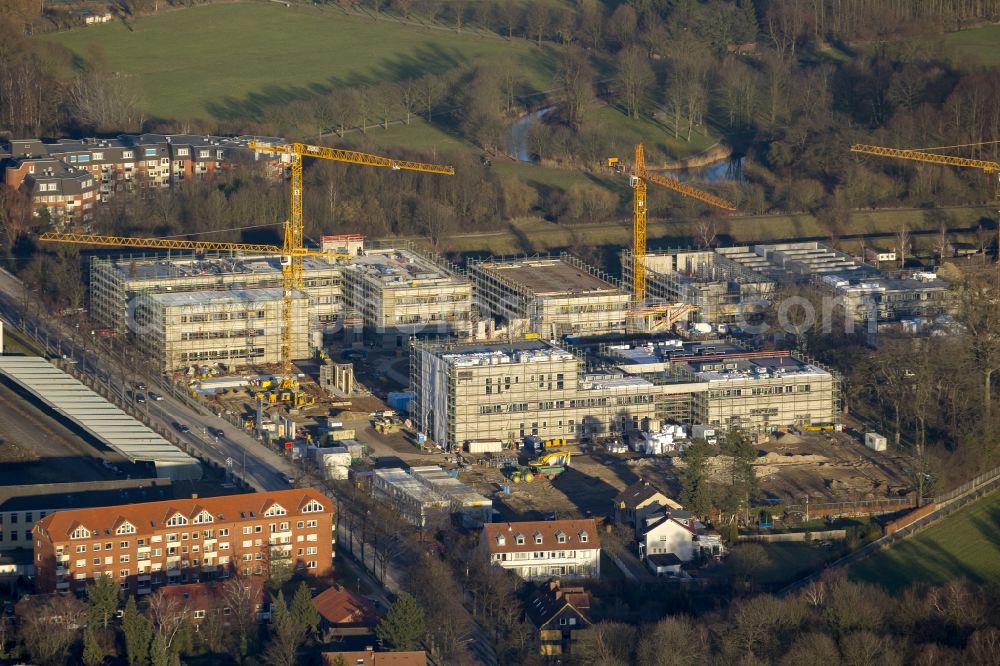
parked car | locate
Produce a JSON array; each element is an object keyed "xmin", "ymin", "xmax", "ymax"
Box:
[
  {"xmin": 135, "ymin": 382, "xmax": 147, "ymax": 390},
  {"xmin": 173, "ymin": 422, "xmax": 190, "ymax": 433},
  {"xmin": 210, "ymin": 428, "xmax": 225, "ymax": 438},
  {"xmin": 149, "ymin": 391, "xmax": 163, "ymax": 401},
  {"xmin": 134, "ymin": 393, "xmax": 146, "ymax": 403}
]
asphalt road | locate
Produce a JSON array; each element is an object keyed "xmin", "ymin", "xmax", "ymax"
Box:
[{"xmin": 0, "ymin": 266, "xmax": 295, "ymax": 492}]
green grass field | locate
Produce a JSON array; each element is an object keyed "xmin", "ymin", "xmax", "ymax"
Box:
[
  {"xmin": 945, "ymin": 25, "xmax": 1000, "ymax": 65},
  {"xmin": 45, "ymin": 3, "xmax": 554, "ymax": 122},
  {"xmin": 851, "ymin": 489, "xmax": 1000, "ymax": 592}
]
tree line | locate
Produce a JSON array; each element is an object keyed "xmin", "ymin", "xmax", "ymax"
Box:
[{"xmin": 3, "ymin": 573, "xmax": 322, "ymax": 666}]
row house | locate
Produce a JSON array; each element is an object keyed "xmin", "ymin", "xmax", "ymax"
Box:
[
  {"xmin": 481, "ymin": 519, "xmax": 600, "ymax": 581},
  {"xmin": 32, "ymin": 489, "xmax": 334, "ymax": 595},
  {"xmin": 2, "ymin": 134, "xmax": 286, "ymax": 225}
]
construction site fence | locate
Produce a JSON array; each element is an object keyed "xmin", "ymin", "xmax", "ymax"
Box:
[
  {"xmin": 739, "ymin": 529, "xmax": 847, "ymax": 543},
  {"xmin": 784, "ymin": 497, "xmax": 917, "ymax": 515}
]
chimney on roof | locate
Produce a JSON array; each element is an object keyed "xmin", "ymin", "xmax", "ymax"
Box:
[
  {"xmin": 507, "ymin": 523, "xmax": 512, "ymax": 531},
  {"xmin": 191, "ymin": 493, "xmax": 198, "ymax": 499}
]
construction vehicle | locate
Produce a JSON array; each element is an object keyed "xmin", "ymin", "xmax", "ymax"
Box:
[
  {"xmin": 39, "ymin": 142, "xmax": 454, "ymax": 405},
  {"xmin": 609, "ymin": 144, "xmax": 737, "ymax": 302},
  {"xmin": 529, "ymin": 450, "xmax": 571, "ymax": 477},
  {"xmin": 850, "ymin": 142, "xmax": 1000, "ymax": 198},
  {"xmin": 510, "ymin": 467, "xmax": 534, "ymax": 484}
]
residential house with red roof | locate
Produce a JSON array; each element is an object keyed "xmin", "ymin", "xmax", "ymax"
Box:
[{"xmin": 480, "ymin": 519, "xmax": 600, "ymax": 581}]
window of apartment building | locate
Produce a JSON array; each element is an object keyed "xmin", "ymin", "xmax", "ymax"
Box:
[
  {"xmin": 534, "ymin": 533, "xmax": 543, "ymax": 545},
  {"xmin": 93, "ymin": 557, "xmax": 100, "ymax": 566},
  {"xmin": 219, "ymin": 528, "xmax": 229, "ymax": 537},
  {"xmin": 92, "ymin": 152, "xmax": 103, "ymax": 160},
  {"xmin": 160, "ymin": 158, "xmax": 169, "ymax": 166},
  {"xmin": 123, "ymin": 151, "xmax": 134, "ymax": 159},
  {"xmin": 198, "ymin": 150, "xmax": 210, "ymax": 158},
  {"xmin": 120, "ymin": 569, "xmax": 129, "ymax": 578},
  {"xmin": 144, "ymin": 148, "xmax": 157, "ymax": 157},
  {"xmin": 219, "ymin": 542, "xmax": 229, "ymax": 550},
  {"xmin": 167, "ymin": 546, "xmax": 177, "ymax": 555},
  {"xmin": 242, "ymin": 540, "xmax": 252, "ymax": 549},
  {"xmin": 306, "ymin": 520, "xmax": 318, "ymax": 528},
  {"xmin": 182, "ymin": 533, "xmax": 189, "ymax": 540},
  {"xmin": 296, "ymin": 521, "xmax": 304, "ymax": 529},
  {"xmin": 76, "ymin": 544, "xmax": 87, "ymax": 553},
  {"xmin": 254, "ymin": 539, "xmax": 262, "ymax": 547},
  {"xmin": 254, "ymin": 525, "xmax": 262, "ymax": 533},
  {"xmin": 76, "ymin": 559, "xmax": 86, "ymax": 568},
  {"xmin": 116, "ymin": 522, "xmax": 135, "ymax": 535},
  {"xmin": 120, "ymin": 541, "xmax": 129, "ymax": 549},
  {"xmin": 307, "ymin": 547, "xmax": 318, "ymax": 555},
  {"xmin": 176, "ymin": 148, "xmax": 189, "ymax": 157},
  {"xmin": 302, "ymin": 501, "xmax": 324, "ymax": 514},
  {"xmin": 167, "ymin": 534, "xmax": 177, "ymax": 542},
  {"xmin": 515, "ymin": 534, "xmax": 525, "ymax": 545},
  {"xmin": 242, "ymin": 527, "xmax": 252, "ymax": 535},
  {"xmin": 120, "ymin": 555, "xmax": 129, "ymax": 563},
  {"xmin": 307, "ymin": 561, "xmax": 317, "ymax": 569},
  {"xmin": 104, "ymin": 556, "xmax": 112, "ymax": 565}
]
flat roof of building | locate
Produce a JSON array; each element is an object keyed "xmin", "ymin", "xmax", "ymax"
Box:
[
  {"xmin": 0, "ymin": 357, "xmax": 200, "ymax": 480},
  {"xmin": 146, "ymin": 287, "xmax": 305, "ymax": 307},
  {"xmin": 348, "ymin": 248, "xmax": 465, "ymax": 286},
  {"xmin": 692, "ymin": 355, "xmax": 830, "ymax": 381},
  {"xmin": 476, "ymin": 257, "xmax": 624, "ymax": 297},
  {"xmin": 430, "ymin": 339, "xmax": 576, "ymax": 367},
  {"xmin": 99, "ymin": 253, "xmax": 338, "ymax": 282}
]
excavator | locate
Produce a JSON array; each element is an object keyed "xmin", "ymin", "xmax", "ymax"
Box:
[{"xmin": 509, "ymin": 450, "xmax": 572, "ymax": 483}]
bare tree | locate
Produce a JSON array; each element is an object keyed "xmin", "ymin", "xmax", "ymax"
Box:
[
  {"xmin": 524, "ymin": 3, "xmax": 549, "ymax": 46},
  {"xmin": 693, "ymin": 216, "xmax": 720, "ymax": 249},
  {"xmin": 555, "ymin": 47, "xmax": 595, "ymax": 131},
  {"xmin": 615, "ymin": 45, "xmax": 653, "ymax": 119},
  {"xmin": 17, "ymin": 594, "xmax": 86, "ymax": 665},
  {"xmin": 896, "ymin": 225, "xmax": 911, "ymax": 267},
  {"xmin": 221, "ymin": 573, "xmax": 264, "ymax": 648},
  {"xmin": 147, "ymin": 588, "xmax": 189, "ymax": 650},
  {"xmin": 67, "ymin": 72, "xmax": 145, "ymax": 133}
]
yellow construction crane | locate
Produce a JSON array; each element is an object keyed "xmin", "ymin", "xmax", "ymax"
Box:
[
  {"xmin": 246, "ymin": 141, "xmax": 456, "ymax": 294},
  {"xmin": 612, "ymin": 144, "xmax": 737, "ymax": 302},
  {"xmin": 41, "ymin": 141, "xmax": 455, "ymax": 397},
  {"xmin": 850, "ymin": 143, "xmax": 1000, "ymax": 197}
]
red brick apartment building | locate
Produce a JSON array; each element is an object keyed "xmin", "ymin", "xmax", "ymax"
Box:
[
  {"xmin": 32, "ymin": 489, "xmax": 334, "ymax": 594},
  {"xmin": 1, "ymin": 134, "xmax": 286, "ymax": 225}
]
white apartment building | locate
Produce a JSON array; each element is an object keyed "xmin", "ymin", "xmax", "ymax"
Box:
[{"xmin": 481, "ymin": 519, "xmax": 600, "ymax": 581}]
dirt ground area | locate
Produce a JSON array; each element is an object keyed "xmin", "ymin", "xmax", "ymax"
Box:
[{"xmin": 689, "ymin": 430, "xmax": 913, "ymax": 503}]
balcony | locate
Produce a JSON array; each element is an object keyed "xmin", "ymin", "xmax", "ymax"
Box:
[
  {"xmin": 138, "ymin": 573, "xmax": 151, "ymax": 581},
  {"xmin": 56, "ymin": 566, "xmax": 68, "ymax": 576},
  {"xmin": 56, "ymin": 581, "xmax": 70, "ymax": 591},
  {"xmin": 137, "ymin": 546, "xmax": 151, "ymax": 554}
]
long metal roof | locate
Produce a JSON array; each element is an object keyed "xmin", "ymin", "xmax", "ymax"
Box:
[{"xmin": 0, "ymin": 356, "xmax": 200, "ymax": 480}]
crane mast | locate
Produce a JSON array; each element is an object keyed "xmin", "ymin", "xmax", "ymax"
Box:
[{"xmin": 616, "ymin": 143, "xmax": 737, "ymax": 302}]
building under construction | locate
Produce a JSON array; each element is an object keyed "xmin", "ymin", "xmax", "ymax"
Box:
[
  {"xmin": 134, "ymin": 288, "xmax": 310, "ymax": 373},
  {"xmin": 90, "ymin": 253, "xmax": 344, "ymax": 342},
  {"xmin": 623, "ymin": 248, "xmax": 775, "ymax": 326},
  {"xmin": 411, "ymin": 338, "xmax": 838, "ymax": 449},
  {"xmin": 340, "ymin": 242, "xmax": 473, "ymax": 347},
  {"xmin": 468, "ymin": 255, "xmax": 631, "ymax": 338}
]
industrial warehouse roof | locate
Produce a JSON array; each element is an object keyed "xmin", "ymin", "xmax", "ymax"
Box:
[
  {"xmin": 146, "ymin": 287, "xmax": 306, "ymax": 307},
  {"xmin": 0, "ymin": 356, "xmax": 200, "ymax": 480}
]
